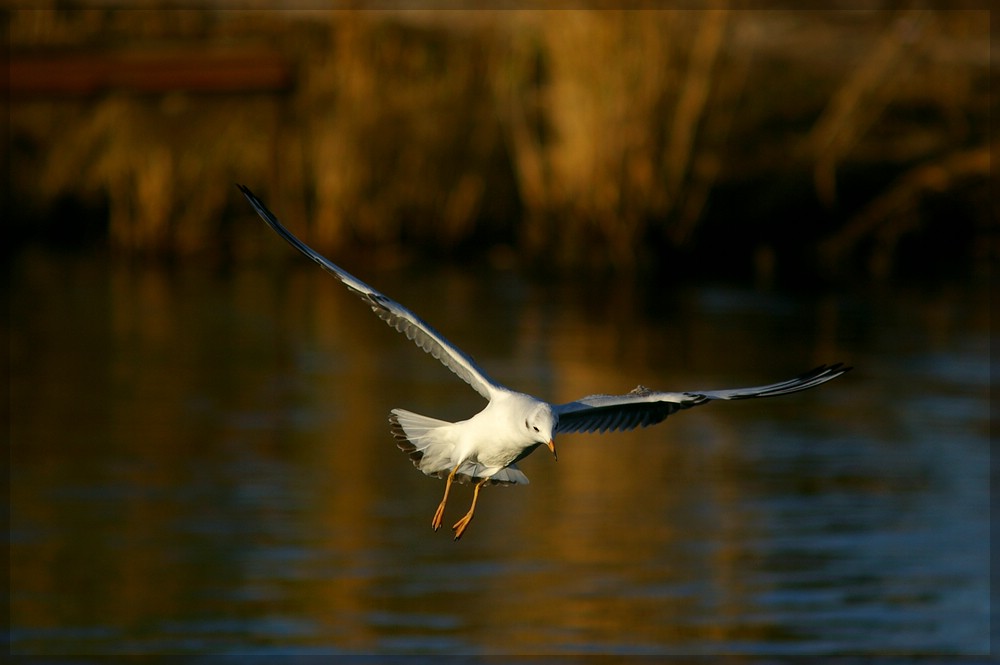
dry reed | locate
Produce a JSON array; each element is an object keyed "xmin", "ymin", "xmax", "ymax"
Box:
[{"xmin": 9, "ymin": 8, "xmax": 992, "ymax": 277}]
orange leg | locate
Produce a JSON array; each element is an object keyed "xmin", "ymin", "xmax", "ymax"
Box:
[
  {"xmin": 452, "ymin": 477, "xmax": 489, "ymax": 541},
  {"xmin": 432, "ymin": 465, "xmax": 460, "ymax": 531}
]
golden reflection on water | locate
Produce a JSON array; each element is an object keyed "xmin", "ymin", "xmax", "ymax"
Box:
[{"xmin": 10, "ymin": 251, "xmax": 989, "ymax": 654}]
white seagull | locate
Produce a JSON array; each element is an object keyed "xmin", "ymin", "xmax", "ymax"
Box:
[{"xmin": 238, "ymin": 185, "xmax": 851, "ymax": 540}]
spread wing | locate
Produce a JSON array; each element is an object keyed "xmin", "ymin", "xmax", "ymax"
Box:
[
  {"xmin": 555, "ymin": 363, "xmax": 850, "ymax": 434},
  {"xmin": 238, "ymin": 185, "xmax": 502, "ymax": 400}
]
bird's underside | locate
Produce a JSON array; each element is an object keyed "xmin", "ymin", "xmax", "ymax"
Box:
[{"xmin": 238, "ymin": 184, "xmax": 851, "ymax": 540}]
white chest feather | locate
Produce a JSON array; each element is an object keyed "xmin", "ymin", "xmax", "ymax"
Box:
[{"xmin": 454, "ymin": 393, "xmax": 545, "ymax": 467}]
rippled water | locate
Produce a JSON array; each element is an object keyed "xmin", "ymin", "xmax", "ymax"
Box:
[{"xmin": 9, "ymin": 249, "xmax": 990, "ymax": 655}]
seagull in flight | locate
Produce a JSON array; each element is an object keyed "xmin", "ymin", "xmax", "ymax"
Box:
[{"xmin": 238, "ymin": 185, "xmax": 851, "ymax": 540}]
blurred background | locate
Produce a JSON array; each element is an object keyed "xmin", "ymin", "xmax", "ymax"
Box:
[
  {"xmin": 8, "ymin": 4, "xmax": 993, "ymax": 657},
  {"xmin": 8, "ymin": 5, "xmax": 994, "ymax": 279}
]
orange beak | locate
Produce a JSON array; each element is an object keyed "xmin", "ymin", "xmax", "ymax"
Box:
[{"xmin": 546, "ymin": 439, "xmax": 557, "ymax": 461}]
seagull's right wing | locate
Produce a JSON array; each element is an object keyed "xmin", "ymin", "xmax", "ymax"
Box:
[
  {"xmin": 555, "ymin": 364, "xmax": 850, "ymax": 434},
  {"xmin": 238, "ymin": 185, "xmax": 501, "ymax": 400}
]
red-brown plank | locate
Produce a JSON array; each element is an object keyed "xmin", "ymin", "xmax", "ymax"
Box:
[{"xmin": 10, "ymin": 49, "xmax": 294, "ymax": 96}]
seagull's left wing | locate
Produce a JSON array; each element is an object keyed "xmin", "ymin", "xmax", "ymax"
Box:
[
  {"xmin": 555, "ymin": 363, "xmax": 850, "ymax": 434},
  {"xmin": 238, "ymin": 185, "xmax": 502, "ymax": 400}
]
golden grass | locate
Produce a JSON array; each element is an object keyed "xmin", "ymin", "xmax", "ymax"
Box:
[{"xmin": 9, "ymin": 8, "xmax": 992, "ymax": 275}]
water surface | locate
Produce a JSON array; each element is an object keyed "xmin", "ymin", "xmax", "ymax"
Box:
[{"xmin": 10, "ymin": 250, "xmax": 990, "ymax": 655}]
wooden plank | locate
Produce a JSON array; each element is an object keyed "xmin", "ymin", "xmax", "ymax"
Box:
[{"xmin": 10, "ymin": 48, "xmax": 294, "ymax": 96}]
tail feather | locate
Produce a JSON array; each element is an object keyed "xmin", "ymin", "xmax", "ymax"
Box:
[
  {"xmin": 389, "ymin": 409, "xmax": 455, "ymax": 478},
  {"xmin": 388, "ymin": 409, "xmax": 529, "ymax": 486}
]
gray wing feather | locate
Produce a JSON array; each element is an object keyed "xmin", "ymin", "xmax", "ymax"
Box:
[
  {"xmin": 238, "ymin": 185, "xmax": 500, "ymax": 400},
  {"xmin": 555, "ymin": 364, "xmax": 850, "ymax": 434}
]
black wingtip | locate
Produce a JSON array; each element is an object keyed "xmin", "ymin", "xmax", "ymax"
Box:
[
  {"xmin": 810, "ymin": 363, "xmax": 853, "ymax": 383},
  {"xmin": 803, "ymin": 362, "xmax": 852, "ymax": 379},
  {"xmin": 827, "ymin": 362, "xmax": 853, "ymax": 376}
]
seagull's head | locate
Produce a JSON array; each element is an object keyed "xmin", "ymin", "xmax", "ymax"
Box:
[{"xmin": 524, "ymin": 403, "xmax": 558, "ymax": 460}]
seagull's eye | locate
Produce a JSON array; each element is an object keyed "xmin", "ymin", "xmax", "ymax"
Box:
[{"xmin": 533, "ymin": 425, "xmax": 540, "ymax": 433}]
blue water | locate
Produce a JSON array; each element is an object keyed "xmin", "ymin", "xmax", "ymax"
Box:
[{"xmin": 9, "ymin": 251, "xmax": 990, "ymax": 655}]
